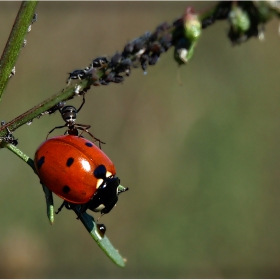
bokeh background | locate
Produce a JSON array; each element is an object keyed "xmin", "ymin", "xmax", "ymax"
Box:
[{"xmin": 0, "ymin": 1, "xmax": 279, "ymax": 278}]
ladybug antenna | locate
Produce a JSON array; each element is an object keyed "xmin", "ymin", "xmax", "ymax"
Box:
[{"xmin": 94, "ymin": 165, "xmax": 107, "ymax": 180}]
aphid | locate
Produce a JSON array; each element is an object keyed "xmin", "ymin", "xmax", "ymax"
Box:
[
  {"xmin": 66, "ymin": 69, "xmax": 88, "ymax": 85},
  {"xmin": 91, "ymin": 57, "xmax": 109, "ymax": 69},
  {"xmin": 0, "ymin": 121, "xmax": 18, "ymax": 146},
  {"xmin": 109, "ymin": 52, "xmax": 122, "ymax": 69},
  {"xmin": 149, "ymin": 53, "xmax": 160, "ymax": 65},
  {"xmin": 140, "ymin": 53, "xmax": 149, "ymax": 71},
  {"xmin": 112, "ymin": 75, "xmax": 124, "ymax": 83},
  {"xmin": 123, "ymin": 41, "xmax": 134, "ymax": 55},
  {"xmin": 117, "ymin": 59, "xmax": 132, "ymax": 76},
  {"xmin": 132, "ymin": 38, "xmax": 146, "ymax": 52},
  {"xmin": 100, "ymin": 79, "xmax": 110, "ymax": 86},
  {"xmin": 31, "ymin": 13, "xmax": 38, "ymax": 24},
  {"xmin": 22, "ymin": 39, "xmax": 27, "ymax": 48},
  {"xmin": 104, "ymin": 71, "xmax": 116, "ymax": 83},
  {"xmin": 9, "ymin": 66, "xmax": 16, "ymax": 78},
  {"xmin": 159, "ymin": 33, "xmax": 173, "ymax": 52}
]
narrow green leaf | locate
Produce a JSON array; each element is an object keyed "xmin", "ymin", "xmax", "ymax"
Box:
[
  {"xmin": 42, "ymin": 185, "xmax": 55, "ymax": 225},
  {"xmin": 73, "ymin": 207, "xmax": 126, "ymax": 267}
]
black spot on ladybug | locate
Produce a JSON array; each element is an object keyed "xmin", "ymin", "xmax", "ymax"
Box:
[
  {"xmin": 94, "ymin": 165, "xmax": 107, "ymax": 179},
  {"xmin": 37, "ymin": 156, "xmax": 45, "ymax": 169},
  {"xmin": 85, "ymin": 142, "xmax": 93, "ymax": 147},
  {"xmin": 66, "ymin": 157, "xmax": 74, "ymax": 167},
  {"xmin": 62, "ymin": 185, "xmax": 71, "ymax": 193}
]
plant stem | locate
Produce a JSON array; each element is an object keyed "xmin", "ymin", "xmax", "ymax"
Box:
[
  {"xmin": 0, "ymin": 2, "xmax": 277, "ymax": 140},
  {"xmin": 3, "ymin": 141, "xmax": 55, "ymax": 224},
  {"xmin": 4, "ymin": 141, "xmax": 34, "ymax": 169},
  {"xmin": 0, "ymin": 80, "xmax": 89, "ymax": 138},
  {"xmin": 0, "ymin": 1, "xmax": 38, "ymax": 101}
]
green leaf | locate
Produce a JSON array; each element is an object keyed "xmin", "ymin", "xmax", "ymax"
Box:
[
  {"xmin": 42, "ymin": 185, "xmax": 55, "ymax": 225},
  {"xmin": 73, "ymin": 207, "xmax": 126, "ymax": 267}
]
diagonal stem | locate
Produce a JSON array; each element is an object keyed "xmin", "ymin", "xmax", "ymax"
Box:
[{"xmin": 0, "ymin": 1, "xmax": 38, "ymax": 101}]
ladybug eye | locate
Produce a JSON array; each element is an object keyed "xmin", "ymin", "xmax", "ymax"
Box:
[{"xmin": 94, "ymin": 164, "xmax": 107, "ymax": 179}]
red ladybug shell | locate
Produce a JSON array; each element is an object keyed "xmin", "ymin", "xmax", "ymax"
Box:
[{"xmin": 34, "ymin": 135, "xmax": 116, "ymax": 204}]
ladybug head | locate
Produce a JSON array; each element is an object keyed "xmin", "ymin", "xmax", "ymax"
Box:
[{"xmin": 88, "ymin": 165, "xmax": 128, "ymax": 215}]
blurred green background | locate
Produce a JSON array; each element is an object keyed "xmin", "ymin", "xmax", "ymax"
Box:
[{"xmin": 0, "ymin": 1, "xmax": 279, "ymax": 278}]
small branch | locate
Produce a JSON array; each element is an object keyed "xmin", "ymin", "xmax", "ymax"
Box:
[
  {"xmin": 0, "ymin": 1, "xmax": 38, "ymax": 101},
  {"xmin": 0, "ymin": 80, "xmax": 89, "ymax": 138},
  {"xmin": 0, "ymin": 1, "xmax": 279, "ymax": 267},
  {"xmin": 3, "ymin": 141, "xmax": 34, "ymax": 168},
  {"xmin": 0, "ymin": 1, "xmax": 278, "ymax": 141}
]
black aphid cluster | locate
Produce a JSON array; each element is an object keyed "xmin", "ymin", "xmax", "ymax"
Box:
[
  {"xmin": 202, "ymin": 1, "xmax": 279, "ymax": 45},
  {"xmin": 64, "ymin": 1, "xmax": 279, "ymax": 94},
  {"xmin": 66, "ymin": 20, "xmax": 176, "ymax": 90}
]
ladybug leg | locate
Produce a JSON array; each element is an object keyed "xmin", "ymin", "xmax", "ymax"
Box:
[
  {"xmin": 56, "ymin": 203, "xmax": 85, "ymax": 220},
  {"xmin": 55, "ymin": 201, "xmax": 67, "ymax": 214},
  {"xmin": 55, "ymin": 201, "xmax": 73, "ymax": 214},
  {"xmin": 71, "ymin": 204, "xmax": 85, "ymax": 220},
  {"xmin": 77, "ymin": 202, "xmax": 90, "ymax": 216},
  {"xmin": 64, "ymin": 203, "xmax": 72, "ymax": 210},
  {"xmin": 46, "ymin": 124, "xmax": 67, "ymax": 139},
  {"xmin": 75, "ymin": 210, "xmax": 83, "ymax": 220}
]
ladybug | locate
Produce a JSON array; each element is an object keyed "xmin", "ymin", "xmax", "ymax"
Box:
[{"xmin": 34, "ymin": 135, "xmax": 128, "ymax": 216}]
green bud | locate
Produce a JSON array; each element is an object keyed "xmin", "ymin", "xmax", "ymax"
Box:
[
  {"xmin": 184, "ymin": 15, "xmax": 202, "ymax": 41},
  {"xmin": 229, "ymin": 6, "xmax": 251, "ymax": 33}
]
